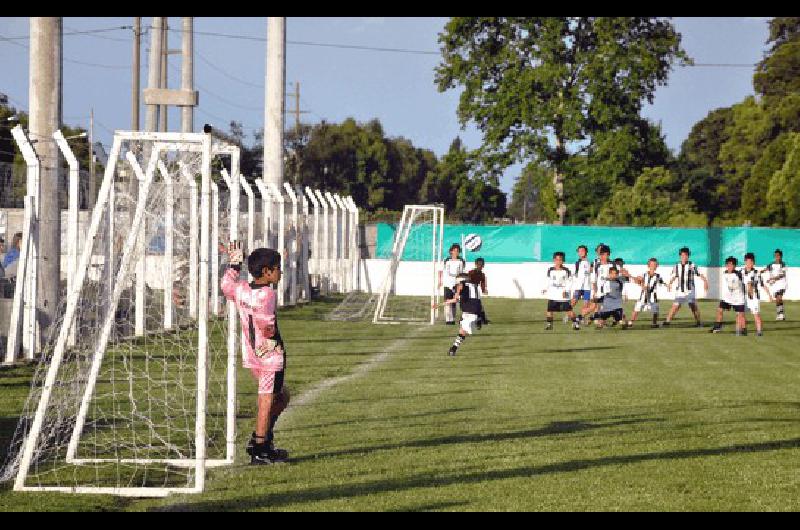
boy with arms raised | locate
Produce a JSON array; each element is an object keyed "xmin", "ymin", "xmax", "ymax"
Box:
[
  {"xmin": 543, "ymin": 251, "xmax": 580, "ymax": 331},
  {"xmin": 710, "ymin": 256, "xmax": 747, "ymax": 336},
  {"xmin": 221, "ymin": 242, "xmax": 291, "ymax": 464},
  {"xmin": 663, "ymin": 247, "xmax": 708, "ymax": 327}
]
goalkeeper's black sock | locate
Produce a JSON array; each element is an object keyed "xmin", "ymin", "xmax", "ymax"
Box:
[
  {"xmin": 452, "ymin": 333, "xmax": 466, "ymax": 350},
  {"xmin": 266, "ymin": 415, "xmax": 279, "ymax": 446}
]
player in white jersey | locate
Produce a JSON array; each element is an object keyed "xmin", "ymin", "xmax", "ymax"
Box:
[
  {"xmin": 710, "ymin": 256, "xmax": 747, "ymax": 335},
  {"xmin": 761, "ymin": 248, "xmax": 787, "ymax": 321},
  {"xmin": 587, "ymin": 244, "xmax": 614, "ymax": 322},
  {"xmin": 742, "ymin": 252, "xmax": 768, "ymax": 336},
  {"xmin": 439, "ymin": 243, "xmax": 466, "ymax": 325},
  {"xmin": 569, "ymin": 245, "xmax": 593, "ymax": 324},
  {"xmin": 594, "ymin": 266, "xmax": 629, "ymax": 329},
  {"xmin": 627, "ymin": 258, "xmax": 666, "ymax": 328},
  {"xmin": 543, "ymin": 252, "xmax": 580, "ymax": 331},
  {"xmin": 663, "ymin": 247, "xmax": 708, "ymax": 327}
]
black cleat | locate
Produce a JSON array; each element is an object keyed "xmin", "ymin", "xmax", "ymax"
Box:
[
  {"xmin": 445, "ymin": 321, "xmax": 456, "ymax": 326},
  {"xmin": 476, "ymin": 320, "xmax": 482, "ymax": 330},
  {"xmin": 545, "ymin": 322, "xmax": 553, "ymax": 331},
  {"xmin": 710, "ymin": 327, "xmax": 722, "ymax": 334},
  {"xmin": 695, "ymin": 322, "xmax": 703, "ymax": 328},
  {"xmin": 660, "ymin": 321, "xmax": 671, "ymax": 328},
  {"xmin": 447, "ymin": 346, "xmax": 457, "ymax": 357},
  {"xmin": 250, "ymin": 444, "xmax": 287, "ymax": 465}
]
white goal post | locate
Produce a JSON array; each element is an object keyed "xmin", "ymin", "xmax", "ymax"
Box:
[{"xmin": 373, "ymin": 205, "xmax": 444, "ymax": 325}]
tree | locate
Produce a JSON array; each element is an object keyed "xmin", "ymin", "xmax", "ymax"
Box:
[
  {"xmin": 507, "ymin": 162, "xmax": 557, "ymax": 223},
  {"xmin": 754, "ymin": 17, "xmax": 800, "ymax": 99},
  {"xmin": 765, "ymin": 133, "xmax": 800, "ymax": 226},
  {"xmin": 435, "ymin": 17, "xmax": 689, "ymax": 223},
  {"xmin": 597, "ymin": 166, "xmax": 706, "ymax": 227}
]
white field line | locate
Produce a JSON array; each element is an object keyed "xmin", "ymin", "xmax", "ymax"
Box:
[{"xmin": 282, "ymin": 327, "xmax": 422, "ymax": 421}]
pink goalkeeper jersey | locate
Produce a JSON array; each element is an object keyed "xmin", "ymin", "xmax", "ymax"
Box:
[{"xmin": 220, "ymin": 267, "xmax": 284, "ymax": 371}]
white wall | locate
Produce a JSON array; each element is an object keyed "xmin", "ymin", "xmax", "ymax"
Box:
[{"xmin": 360, "ymin": 259, "xmax": 800, "ymax": 301}]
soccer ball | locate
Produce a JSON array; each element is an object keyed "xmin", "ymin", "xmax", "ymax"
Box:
[{"xmin": 464, "ymin": 233, "xmax": 482, "ymax": 252}]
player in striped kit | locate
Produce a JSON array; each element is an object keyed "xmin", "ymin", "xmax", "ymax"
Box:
[
  {"xmin": 543, "ymin": 252, "xmax": 581, "ymax": 331},
  {"xmin": 569, "ymin": 245, "xmax": 593, "ymax": 324},
  {"xmin": 627, "ymin": 258, "xmax": 666, "ymax": 328},
  {"xmin": 710, "ymin": 256, "xmax": 747, "ymax": 335},
  {"xmin": 742, "ymin": 252, "xmax": 768, "ymax": 336},
  {"xmin": 761, "ymin": 249, "xmax": 787, "ymax": 321},
  {"xmin": 663, "ymin": 247, "xmax": 708, "ymax": 327},
  {"xmin": 438, "ymin": 272, "xmax": 484, "ymax": 357},
  {"xmin": 587, "ymin": 244, "xmax": 614, "ymax": 323}
]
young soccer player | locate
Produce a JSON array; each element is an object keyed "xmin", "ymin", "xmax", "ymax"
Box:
[
  {"xmin": 762, "ymin": 248, "xmax": 787, "ymax": 321},
  {"xmin": 570, "ymin": 245, "xmax": 593, "ymax": 324},
  {"xmin": 594, "ymin": 266, "xmax": 629, "ymax": 329},
  {"xmin": 663, "ymin": 247, "xmax": 708, "ymax": 327},
  {"xmin": 470, "ymin": 257, "xmax": 490, "ymax": 326},
  {"xmin": 439, "ymin": 272, "xmax": 483, "ymax": 356},
  {"xmin": 742, "ymin": 252, "xmax": 768, "ymax": 336},
  {"xmin": 710, "ymin": 256, "xmax": 747, "ymax": 336},
  {"xmin": 628, "ymin": 258, "xmax": 666, "ymax": 328},
  {"xmin": 542, "ymin": 251, "xmax": 580, "ymax": 331},
  {"xmin": 221, "ymin": 242, "xmax": 291, "ymax": 465},
  {"xmin": 439, "ymin": 243, "xmax": 466, "ymax": 325},
  {"xmin": 587, "ymin": 244, "xmax": 614, "ymax": 322}
]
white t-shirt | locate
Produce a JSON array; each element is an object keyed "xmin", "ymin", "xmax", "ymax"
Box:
[
  {"xmin": 545, "ymin": 267, "xmax": 572, "ymax": 302},
  {"xmin": 572, "ymin": 258, "xmax": 592, "ymax": 291},
  {"xmin": 722, "ymin": 269, "xmax": 746, "ymax": 306},
  {"xmin": 762, "ymin": 261, "xmax": 787, "ymax": 293},
  {"xmin": 442, "ymin": 257, "xmax": 465, "ymax": 290}
]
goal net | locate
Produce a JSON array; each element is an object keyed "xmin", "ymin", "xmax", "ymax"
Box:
[
  {"xmin": 0, "ymin": 132, "xmax": 235, "ymax": 497},
  {"xmin": 373, "ymin": 205, "xmax": 444, "ymax": 325}
]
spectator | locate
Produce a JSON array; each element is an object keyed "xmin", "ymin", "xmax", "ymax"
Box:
[{"xmin": 2, "ymin": 232, "xmax": 21, "ymax": 270}]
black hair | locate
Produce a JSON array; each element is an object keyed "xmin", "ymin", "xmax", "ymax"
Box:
[
  {"xmin": 577, "ymin": 245, "xmax": 588, "ymax": 252},
  {"xmin": 449, "ymin": 243, "xmax": 462, "ymax": 253},
  {"xmin": 608, "ymin": 265, "xmax": 618, "ymax": 273},
  {"xmin": 475, "ymin": 257, "xmax": 485, "ymax": 266},
  {"xmin": 648, "ymin": 257, "xmax": 658, "ymax": 264},
  {"xmin": 614, "ymin": 257, "xmax": 625, "ymax": 266},
  {"xmin": 553, "ymin": 251, "xmax": 565, "ymax": 260},
  {"xmin": 744, "ymin": 252, "xmax": 755, "ymax": 261},
  {"xmin": 775, "ymin": 248, "xmax": 783, "ymax": 257},
  {"xmin": 679, "ymin": 247, "xmax": 690, "ymax": 256},
  {"xmin": 247, "ymin": 248, "xmax": 281, "ymax": 279},
  {"xmin": 725, "ymin": 256, "xmax": 738, "ymax": 266},
  {"xmin": 599, "ymin": 244, "xmax": 611, "ymax": 255},
  {"xmin": 595, "ymin": 243, "xmax": 605, "ymax": 250}
]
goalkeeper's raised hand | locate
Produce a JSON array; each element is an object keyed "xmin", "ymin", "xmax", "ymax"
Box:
[{"xmin": 227, "ymin": 241, "xmax": 244, "ymax": 267}]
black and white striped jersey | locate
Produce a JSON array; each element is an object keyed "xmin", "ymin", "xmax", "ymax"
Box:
[
  {"xmin": 761, "ymin": 261, "xmax": 787, "ymax": 290},
  {"xmin": 671, "ymin": 261, "xmax": 700, "ymax": 295},
  {"xmin": 573, "ymin": 258, "xmax": 592, "ymax": 291},
  {"xmin": 638, "ymin": 271, "xmax": 665, "ymax": 304},
  {"xmin": 593, "ymin": 262, "xmax": 615, "ymax": 295},
  {"xmin": 457, "ymin": 280, "xmax": 482, "ymax": 315},
  {"xmin": 546, "ymin": 267, "xmax": 572, "ymax": 302},
  {"xmin": 722, "ymin": 269, "xmax": 746, "ymax": 306},
  {"xmin": 741, "ymin": 267, "xmax": 764, "ymax": 300}
]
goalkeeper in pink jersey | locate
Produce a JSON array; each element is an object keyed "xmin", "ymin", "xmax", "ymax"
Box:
[{"xmin": 221, "ymin": 242, "xmax": 290, "ymax": 465}]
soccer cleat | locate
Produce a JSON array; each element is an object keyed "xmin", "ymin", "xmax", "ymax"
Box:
[
  {"xmin": 445, "ymin": 321, "xmax": 456, "ymax": 326},
  {"xmin": 545, "ymin": 322, "xmax": 553, "ymax": 331},
  {"xmin": 573, "ymin": 322, "xmax": 581, "ymax": 331},
  {"xmin": 660, "ymin": 321, "xmax": 671, "ymax": 328},
  {"xmin": 756, "ymin": 331, "xmax": 764, "ymax": 337},
  {"xmin": 476, "ymin": 320, "xmax": 482, "ymax": 330},
  {"xmin": 695, "ymin": 322, "xmax": 703, "ymax": 328},
  {"xmin": 650, "ymin": 324, "xmax": 660, "ymax": 329},
  {"xmin": 267, "ymin": 444, "xmax": 289, "ymax": 462},
  {"xmin": 249, "ymin": 443, "xmax": 286, "ymax": 465},
  {"xmin": 777, "ymin": 313, "xmax": 786, "ymax": 321},
  {"xmin": 447, "ymin": 346, "xmax": 457, "ymax": 357},
  {"xmin": 710, "ymin": 327, "xmax": 722, "ymax": 334}
]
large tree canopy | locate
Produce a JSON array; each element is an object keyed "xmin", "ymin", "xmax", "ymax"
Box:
[{"xmin": 435, "ymin": 17, "xmax": 689, "ymax": 223}]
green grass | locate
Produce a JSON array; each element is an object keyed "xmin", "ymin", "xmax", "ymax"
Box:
[{"xmin": 1, "ymin": 298, "xmax": 799, "ymax": 511}]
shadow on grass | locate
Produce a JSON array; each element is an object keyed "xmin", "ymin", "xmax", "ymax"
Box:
[
  {"xmin": 286, "ymin": 417, "xmax": 659, "ymax": 464},
  {"xmin": 284, "ymin": 407, "xmax": 477, "ymax": 432},
  {"xmin": 159, "ymin": 435, "xmax": 800, "ymax": 512}
]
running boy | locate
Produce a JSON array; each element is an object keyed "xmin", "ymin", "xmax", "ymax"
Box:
[
  {"xmin": 439, "ymin": 243, "xmax": 466, "ymax": 325},
  {"xmin": 627, "ymin": 258, "xmax": 666, "ymax": 328},
  {"xmin": 663, "ymin": 247, "xmax": 708, "ymax": 327},
  {"xmin": 594, "ymin": 266, "xmax": 629, "ymax": 329},
  {"xmin": 542, "ymin": 251, "xmax": 580, "ymax": 331},
  {"xmin": 570, "ymin": 245, "xmax": 593, "ymax": 324},
  {"xmin": 439, "ymin": 272, "xmax": 483, "ymax": 356},
  {"xmin": 470, "ymin": 257, "xmax": 490, "ymax": 326},
  {"xmin": 221, "ymin": 242, "xmax": 291, "ymax": 464},
  {"xmin": 710, "ymin": 256, "xmax": 747, "ymax": 335},
  {"xmin": 742, "ymin": 252, "xmax": 768, "ymax": 336},
  {"xmin": 761, "ymin": 249, "xmax": 787, "ymax": 321}
]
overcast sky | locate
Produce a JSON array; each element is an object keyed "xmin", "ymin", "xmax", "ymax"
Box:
[{"xmin": 0, "ymin": 16, "xmax": 772, "ymax": 194}]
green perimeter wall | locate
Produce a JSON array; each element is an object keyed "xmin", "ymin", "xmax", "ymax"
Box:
[{"xmin": 375, "ymin": 224, "xmax": 800, "ymax": 266}]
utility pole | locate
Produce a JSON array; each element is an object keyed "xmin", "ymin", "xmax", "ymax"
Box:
[
  {"xmin": 29, "ymin": 17, "xmax": 62, "ymax": 350},
  {"xmin": 89, "ymin": 108, "xmax": 95, "ymax": 208},
  {"xmin": 145, "ymin": 16, "xmax": 162, "ymax": 133},
  {"xmin": 159, "ymin": 17, "xmax": 168, "ymax": 132},
  {"xmin": 131, "ymin": 17, "xmax": 141, "ymax": 131},
  {"xmin": 294, "ymin": 81, "xmax": 301, "ymax": 135},
  {"xmin": 264, "ymin": 17, "xmax": 286, "ymax": 187},
  {"xmin": 180, "ymin": 17, "xmax": 194, "ymax": 133}
]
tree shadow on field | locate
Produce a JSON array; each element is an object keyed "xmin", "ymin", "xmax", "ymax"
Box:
[
  {"xmin": 160, "ymin": 435, "xmax": 800, "ymax": 512},
  {"xmin": 538, "ymin": 346, "xmax": 616, "ymax": 354},
  {"xmin": 285, "ymin": 417, "xmax": 660, "ymax": 465},
  {"xmin": 284, "ymin": 407, "xmax": 477, "ymax": 432}
]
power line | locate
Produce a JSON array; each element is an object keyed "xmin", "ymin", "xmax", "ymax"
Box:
[
  {"xmin": 195, "ymin": 49, "xmax": 263, "ymax": 89},
  {"xmin": 0, "ymin": 33, "xmax": 129, "ymax": 69},
  {"xmin": 0, "ymin": 26, "xmax": 132, "ymax": 41}
]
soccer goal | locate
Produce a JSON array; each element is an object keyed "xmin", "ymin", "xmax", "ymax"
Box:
[
  {"xmin": 373, "ymin": 205, "xmax": 444, "ymax": 325},
  {"xmin": 0, "ymin": 131, "xmax": 236, "ymax": 497}
]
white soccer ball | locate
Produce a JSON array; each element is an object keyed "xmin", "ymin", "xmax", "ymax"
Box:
[{"xmin": 464, "ymin": 233, "xmax": 482, "ymax": 252}]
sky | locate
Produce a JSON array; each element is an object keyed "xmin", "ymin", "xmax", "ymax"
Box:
[{"xmin": 0, "ymin": 16, "xmax": 773, "ymax": 195}]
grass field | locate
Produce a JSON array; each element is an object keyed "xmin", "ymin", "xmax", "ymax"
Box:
[{"xmin": 1, "ymin": 297, "xmax": 799, "ymax": 511}]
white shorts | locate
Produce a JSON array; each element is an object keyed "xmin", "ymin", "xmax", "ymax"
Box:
[
  {"xmin": 634, "ymin": 301, "xmax": 659, "ymax": 314},
  {"xmin": 460, "ymin": 313, "xmax": 479, "ymax": 335},
  {"xmin": 672, "ymin": 292, "xmax": 696, "ymax": 305},
  {"xmin": 746, "ymin": 298, "xmax": 760, "ymax": 314},
  {"xmin": 768, "ymin": 281, "xmax": 787, "ymax": 297}
]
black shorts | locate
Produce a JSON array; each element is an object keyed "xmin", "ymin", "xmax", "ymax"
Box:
[
  {"xmin": 547, "ymin": 300, "xmax": 573, "ymax": 312},
  {"xmin": 597, "ymin": 308, "xmax": 624, "ymax": 321},
  {"xmin": 775, "ymin": 289, "xmax": 786, "ymax": 298},
  {"xmin": 592, "ymin": 296, "xmax": 604, "ymax": 305},
  {"xmin": 719, "ymin": 301, "xmax": 745, "ymax": 313},
  {"xmin": 444, "ymin": 286, "xmax": 455, "ymax": 301}
]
